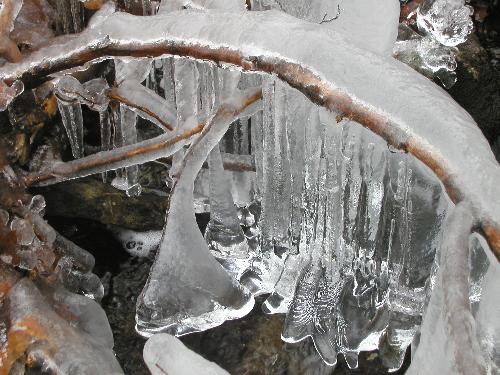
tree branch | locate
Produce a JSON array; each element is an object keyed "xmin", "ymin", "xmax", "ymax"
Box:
[{"xmin": 2, "ymin": 10, "xmax": 499, "ymax": 260}]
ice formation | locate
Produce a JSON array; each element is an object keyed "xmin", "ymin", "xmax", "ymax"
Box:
[
  {"xmin": 394, "ymin": 0, "xmax": 474, "ymax": 88},
  {"xmin": 416, "ymin": 0, "xmax": 473, "ymax": 47},
  {"xmin": 0, "ymin": 270, "xmax": 123, "ymax": 374},
  {"xmin": 0, "ymin": 0, "xmax": 498, "ymax": 373},
  {"xmin": 136, "ymin": 88, "xmax": 259, "ymax": 336},
  {"xmin": 394, "ymin": 24, "xmax": 459, "ymax": 88},
  {"xmin": 144, "ymin": 334, "xmax": 229, "ymax": 375},
  {"xmin": 407, "ymin": 206, "xmax": 499, "ymax": 374}
]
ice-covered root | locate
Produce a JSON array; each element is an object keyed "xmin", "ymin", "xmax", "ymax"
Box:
[
  {"xmin": 408, "ymin": 201, "xmax": 487, "ymax": 375},
  {"xmin": 136, "ymin": 89, "xmax": 261, "ymax": 337},
  {"xmin": 0, "ymin": 273, "xmax": 123, "ymax": 375},
  {"xmin": 144, "ymin": 334, "xmax": 229, "ymax": 375}
]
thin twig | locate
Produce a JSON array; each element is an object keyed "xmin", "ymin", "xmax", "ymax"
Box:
[
  {"xmin": 108, "ymin": 87, "xmax": 174, "ymax": 131},
  {"xmin": 24, "ymin": 89, "xmax": 262, "ymax": 187},
  {"xmin": 319, "ymin": 6, "xmax": 341, "ymax": 24}
]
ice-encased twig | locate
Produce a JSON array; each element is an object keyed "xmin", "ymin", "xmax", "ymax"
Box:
[
  {"xmin": 24, "ymin": 121, "xmax": 205, "ymax": 186},
  {"xmin": 109, "ymin": 80, "xmax": 176, "ymax": 131},
  {"xmin": 407, "ymin": 201, "xmax": 486, "ymax": 375},
  {"xmin": 136, "ymin": 89, "xmax": 261, "ymax": 336},
  {"xmin": 54, "ymin": 232, "xmax": 95, "ymax": 272},
  {"xmin": 2, "ymin": 9, "xmax": 499, "ymax": 260},
  {"xmin": 24, "ymin": 89, "xmax": 261, "ymax": 187}
]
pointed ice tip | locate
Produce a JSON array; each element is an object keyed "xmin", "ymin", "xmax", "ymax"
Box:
[
  {"xmin": 343, "ymin": 351, "xmax": 359, "ymax": 369},
  {"xmin": 312, "ymin": 333, "xmax": 338, "ymax": 366}
]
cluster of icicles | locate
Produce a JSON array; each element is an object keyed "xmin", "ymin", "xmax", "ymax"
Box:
[
  {"xmin": 55, "ymin": 57, "xmax": 499, "ymax": 374},
  {"xmin": 19, "ymin": 0, "xmax": 496, "ymax": 374}
]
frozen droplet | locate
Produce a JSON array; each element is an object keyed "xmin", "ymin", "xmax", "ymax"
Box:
[
  {"xmin": 11, "ymin": 218, "xmax": 35, "ymax": 246},
  {"xmin": 417, "ymin": 0, "xmax": 473, "ymax": 47},
  {"xmin": 29, "ymin": 195, "xmax": 46, "ymax": 214}
]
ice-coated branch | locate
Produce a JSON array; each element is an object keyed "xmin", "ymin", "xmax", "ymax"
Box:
[
  {"xmin": 2, "ymin": 9, "xmax": 500, "ymax": 260},
  {"xmin": 407, "ymin": 201, "xmax": 487, "ymax": 374},
  {"xmin": 23, "ymin": 89, "xmax": 262, "ymax": 187},
  {"xmin": 109, "ymin": 81, "xmax": 176, "ymax": 131}
]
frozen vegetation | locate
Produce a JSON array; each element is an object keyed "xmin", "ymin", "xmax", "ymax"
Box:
[{"xmin": 0, "ymin": 0, "xmax": 498, "ymax": 374}]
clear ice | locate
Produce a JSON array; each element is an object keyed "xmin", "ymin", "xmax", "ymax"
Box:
[
  {"xmin": 136, "ymin": 92, "xmax": 255, "ymax": 336},
  {"xmin": 144, "ymin": 334, "xmax": 229, "ymax": 375},
  {"xmin": 0, "ymin": 1, "xmax": 497, "ymax": 373},
  {"xmin": 416, "ymin": 0, "xmax": 473, "ymax": 47},
  {"xmin": 408, "ymin": 205, "xmax": 499, "ymax": 374}
]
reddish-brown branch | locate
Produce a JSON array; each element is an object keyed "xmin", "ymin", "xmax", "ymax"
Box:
[
  {"xmin": 25, "ymin": 124, "xmax": 205, "ymax": 187},
  {"xmin": 108, "ymin": 88, "xmax": 174, "ymax": 131}
]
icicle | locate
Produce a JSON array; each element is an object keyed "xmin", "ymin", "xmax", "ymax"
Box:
[
  {"xmin": 259, "ymin": 79, "xmax": 291, "ymax": 253},
  {"xmin": 205, "ymin": 144, "xmax": 249, "ymax": 279},
  {"xmin": 112, "ymin": 104, "xmax": 141, "ymax": 196},
  {"xmin": 56, "ymin": 95, "xmax": 84, "ymax": 159},
  {"xmin": 174, "ymin": 58, "xmax": 199, "ymax": 123},
  {"xmin": 99, "ymin": 109, "xmax": 112, "ymax": 182},
  {"xmin": 136, "ymin": 93, "xmax": 255, "ymax": 337},
  {"xmin": 168, "ymin": 58, "xmax": 200, "ymax": 177},
  {"xmin": 55, "ymin": 76, "xmax": 110, "ymax": 160}
]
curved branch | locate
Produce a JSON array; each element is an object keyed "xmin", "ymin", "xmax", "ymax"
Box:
[{"xmin": 2, "ymin": 10, "xmax": 500, "ymax": 260}]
